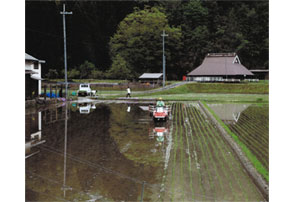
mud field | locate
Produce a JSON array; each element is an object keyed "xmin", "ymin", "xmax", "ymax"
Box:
[{"xmin": 25, "ymin": 102, "xmax": 266, "ymax": 201}]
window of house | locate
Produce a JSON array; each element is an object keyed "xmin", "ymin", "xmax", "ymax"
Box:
[{"xmin": 34, "ymin": 62, "xmax": 39, "ymax": 69}]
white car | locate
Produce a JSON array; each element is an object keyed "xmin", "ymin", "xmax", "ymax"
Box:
[{"xmin": 77, "ymin": 84, "xmax": 97, "ymax": 97}]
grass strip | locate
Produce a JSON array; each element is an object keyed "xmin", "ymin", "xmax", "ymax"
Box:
[
  {"xmin": 145, "ymin": 83, "xmax": 269, "ymax": 95},
  {"xmin": 202, "ymin": 101, "xmax": 269, "ymax": 182}
]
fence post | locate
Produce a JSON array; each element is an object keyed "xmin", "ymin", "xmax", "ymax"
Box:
[
  {"xmin": 60, "ymin": 84, "xmax": 63, "ymax": 98},
  {"xmin": 55, "ymin": 85, "xmax": 58, "ymax": 102},
  {"xmin": 44, "ymin": 85, "xmax": 47, "ymax": 101},
  {"xmin": 50, "ymin": 85, "xmax": 52, "ymax": 99}
]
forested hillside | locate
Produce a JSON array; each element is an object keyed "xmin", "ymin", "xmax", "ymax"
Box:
[{"xmin": 25, "ymin": 0, "xmax": 268, "ymax": 80}]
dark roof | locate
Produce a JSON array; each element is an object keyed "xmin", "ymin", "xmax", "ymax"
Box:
[
  {"xmin": 187, "ymin": 53, "xmax": 253, "ymax": 76},
  {"xmin": 139, "ymin": 73, "xmax": 163, "ymax": 79}
]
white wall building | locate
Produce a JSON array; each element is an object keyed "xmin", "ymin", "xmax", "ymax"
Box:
[{"xmin": 25, "ymin": 53, "xmax": 45, "ymax": 95}]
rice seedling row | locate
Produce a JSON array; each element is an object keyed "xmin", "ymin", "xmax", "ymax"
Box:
[
  {"xmin": 222, "ymin": 105, "xmax": 269, "ymax": 171},
  {"xmin": 202, "ymin": 113, "xmax": 250, "ymax": 201},
  {"xmin": 181, "ymin": 104, "xmax": 195, "ymax": 199},
  {"xmin": 191, "ymin": 106, "xmax": 240, "ymax": 201},
  {"xmin": 186, "ymin": 105, "xmax": 218, "ymax": 199},
  {"xmin": 184, "ymin": 104, "xmax": 216, "ymax": 200},
  {"xmin": 162, "ymin": 103, "xmax": 265, "ymax": 202},
  {"xmin": 229, "ymin": 122, "xmax": 268, "ymax": 153},
  {"xmin": 237, "ymin": 116, "xmax": 269, "ymax": 142},
  {"xmin": 189, "ymin": 106, "xmax": 227, "ymax": 199},
  {"xmin": 169, "ymin": 103, "xmax": 179, "ymax": 200},
  {"xmin": 193, "ymin": 105, "xmax": 253, "ymax": 200},
  {"xmin": 228, "ymin": 125, "xmax": 269, "ymax": 169},
  {"xmin": 229, "ymin": 123, "xmax": 268, "ymax": 156},
  {"xmin": 192, "ymin": 105, "xmax": 265, "ymax": 201},
  {"xmin": 184, "ymin": 105, "xmax": 207, "ymax": 201}
]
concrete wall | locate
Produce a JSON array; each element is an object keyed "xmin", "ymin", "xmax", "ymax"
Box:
[{"xmin": 25, "ymin": 60, "xmax": 42, "ymax": 95}]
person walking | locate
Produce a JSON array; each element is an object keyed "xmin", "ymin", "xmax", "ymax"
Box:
[{"xmin": 126, "ymin": 86, "xmax": 131, "ymax": 98}]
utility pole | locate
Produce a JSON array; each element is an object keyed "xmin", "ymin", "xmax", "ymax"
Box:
[
  {"xmin": 161, "ymin": 30, "xmax": 168, "ymax": 88},
  {"xmin": 60, "ymin": 4, "xmax": 72, "ymax": 99}
]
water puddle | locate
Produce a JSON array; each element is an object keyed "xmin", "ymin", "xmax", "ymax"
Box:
[{"xmin": 25, "ymin": 102, "xmax": 173, "ymax": 201}]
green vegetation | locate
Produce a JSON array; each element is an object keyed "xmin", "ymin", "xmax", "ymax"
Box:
[
  {"xmin": 165, "ymin": 103, "xmax": 262, "ymax": 201},
  {"xmin": 134, "ymin": 82, "xmax": 269, "ymax": 102},
  {"xmin": 109, "ymin": 6, "xmax": 183, "ymax": 80},
  {"xmin": 202, "ymin": 102, "xmax": 269, "ymax": 182},
  {"xmin": 28, "ymin": 1, "xmax": 268, "ymax": 80},
  {"xmin": 107, "ymin": 54, "xmax": 132, "ymax": 79},
  {"xmin": 226, "ymin": 106, "xmax": 269, "ymax": 170},
  {"xmin": 147, "ymin": 83, "xmax": 269, "ymax": 95}
]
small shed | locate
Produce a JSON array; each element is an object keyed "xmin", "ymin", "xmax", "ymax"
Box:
[
  {"xmin": 139, "ymin": 73, "xmax": 163, "ymax": 85},
  {"xmin": 187, "ymin": 53, "xmax": 254, "ymax": 82}
]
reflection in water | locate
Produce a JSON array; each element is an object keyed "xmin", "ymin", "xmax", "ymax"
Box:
[
  {"xmin": 25, "ymin": 111, "xmax": 46, "ymax": 159},
  {"xmin": 26, "ymin": 103, "xmax": 172, "ymax": 201},
  {"xmin": 207, "ymin": 103, "xmax": 250, "ymax": 124},
  {"xmin": 77, "ymin": 102, "xmax": 96, "ymax": 114},
  {"xmin": 62, "ymin": 103, "xmax": 72, "ymax": 198}
]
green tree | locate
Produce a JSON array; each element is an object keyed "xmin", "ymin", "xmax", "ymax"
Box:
[
  {"xmin": 78, "ymin": 60, "xmax": 95, "ymax": 79},
  {"xmin": 107, "ymin": 54, "xmax": 132, "ymax": 80},
  {"xmin": 67, "ymin": 68, "xmax": 80, "ymax": 79},
  {"xmin": 109, "ymin": 6, "xmax": 182, "ymax": 79},
  {"xmin": 90, "ymin": 69, "xmax": 104, "ymax": 79},
  {"xmin": 45, "ymin": 69, "xmax": 59, "ymax": 79}
]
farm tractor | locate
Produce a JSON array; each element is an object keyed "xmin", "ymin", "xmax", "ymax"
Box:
[
  {"xmin": 149, "ymin": 98, "xmax": 171, "ymax": 122},
  {"xmin": 77, "ymin": 84, "xmax": 97, "ymax": 97}
]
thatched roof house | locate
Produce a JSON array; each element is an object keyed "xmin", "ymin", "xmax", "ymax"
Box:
[{"xmin": 187, "ymin": 53, "xmax": 253, "ymax": 82}]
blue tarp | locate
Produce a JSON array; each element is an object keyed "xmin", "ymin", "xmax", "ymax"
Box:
[{"xmin": 44, "ymin": 93, "xmax": 59, "ymax": 98}]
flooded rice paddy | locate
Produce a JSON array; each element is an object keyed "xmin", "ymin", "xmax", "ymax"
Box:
[{"xmin": 26, "ymin": 102, "xmax": 266, "ymax": 201}]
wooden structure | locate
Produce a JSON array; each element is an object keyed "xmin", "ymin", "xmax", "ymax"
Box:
[{"xmin": 139, "ymin": 73, "xmax": 163, "ymax": 85}]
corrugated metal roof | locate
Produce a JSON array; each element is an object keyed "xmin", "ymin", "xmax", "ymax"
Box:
[
  {"xmin": 188, "ymin": 54, "xmax": 253, "ymax": 76},
  {"xmin": 139, "ymin": 73, "xmax": 163, "ymax": 79}
]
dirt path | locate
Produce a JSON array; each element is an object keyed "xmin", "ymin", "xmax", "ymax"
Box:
[{"xmin": 160, "ymin": 103, "xmax": 266, "ymax": 201}]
